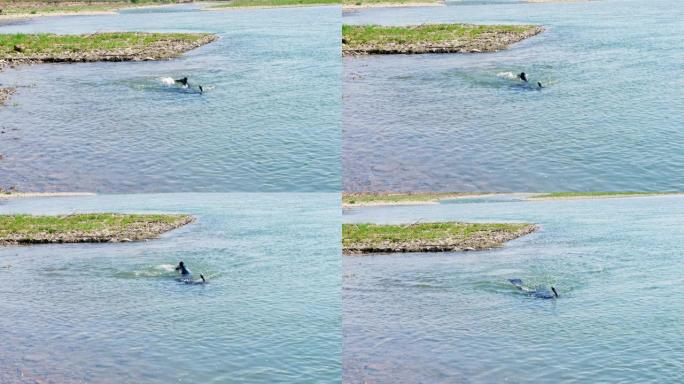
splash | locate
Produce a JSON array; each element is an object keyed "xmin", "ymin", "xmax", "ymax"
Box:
[
  {"xmin": 115, "ymin": 263, "xmax": 178, "ymax": 279},
  {"xmin": 496, "ymin": 71, "xmax": 517, "ymax": 80},
  {"xmin": 159, "ymin": 77, "xmax": 175, "ymax": 86}
]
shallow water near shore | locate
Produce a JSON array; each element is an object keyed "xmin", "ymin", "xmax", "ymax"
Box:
[
  {"xmin": 343, "ymin": 0, "xmax": 684, "ymax": 191},
  {"xmin": 343, "ymin": 194, "xmax": 684, "ymax": 382},
  {"xmin": 0, "ymin": 4, "xmax": 340, "ymax": 192},
  {"xmin": 0, "ymin": 193, "xmax": 340, "ymax": 383}
]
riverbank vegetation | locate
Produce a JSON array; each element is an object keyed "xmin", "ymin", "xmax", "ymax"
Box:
[
  {"xmin": 0, "ymin": 32, "xmax": 217, "ymax": 63},
  {"xmin": 0, "ymin": 0, "xmax": 176, "ymax": 17},
  {"xmin": 343, "ymin": 222, "xmax": 536, "ymax": 254},
  {"xmin": 528, "ymin": 192, "xmax": 678, "ymax": 200},
  {"xmin": 342, "ymin": 23, "xmax": 543, "ymax": 55},
  {"xmin": 0, "ymin": 213, "xmax": 193, "ymax": 245},
  {"xmin": 343, "ymin": 192, "xmax": 492, "ymax": 207}
]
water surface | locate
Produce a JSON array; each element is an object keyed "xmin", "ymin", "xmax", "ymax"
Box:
[
  {"xmin": 343, "ymin": 0, "xmax": 684, "ymax": 191},
  {"xmin": 343, "ymin": 195, "xmax": 684, "ymax": 382},
  {"xmin": 0, "ymin": 193, "xmax": 340, "ymax": 383},
  {"xmin": 0, "ymin": 5, "xmax": 340, "ymax": 192}
]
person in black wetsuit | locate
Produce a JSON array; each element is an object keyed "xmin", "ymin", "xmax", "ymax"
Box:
[
  {"xmin": 509, "ymin": 279, "xmax": 558, "ymax": 299},
  {"xmin": 175, "ymin": 261, "xmax": 191, "ymax": 276}
]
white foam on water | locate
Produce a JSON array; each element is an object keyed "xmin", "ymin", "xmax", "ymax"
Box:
[
  {"xmin": 497, "ymin": 71, "xmax": 516, "ymax": 79},
  {"xmin": 157, "ymin": 263, "xmax": 176, "ymax": 272},
  {"xmin": 159, "ymin": 77, "xmax": 175, "ymax": 86}
]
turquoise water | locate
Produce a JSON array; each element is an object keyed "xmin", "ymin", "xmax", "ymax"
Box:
[
  {"xmin": 0, "ymin": 193, "xmax": 340, "ymax": 383},
  {"xmin": 0, "ymin": 5, "xmax": 340, "ymax": 192},
  {"xmin": 343, "ymin": 0, "xmax": 684, "ymax": 192},
  {"xmin": 343, "ymin": 195, "xmax": 684, "ymax": 382}
]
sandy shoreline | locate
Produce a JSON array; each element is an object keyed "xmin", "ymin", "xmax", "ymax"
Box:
[
  {"xmin": 0, "ymin": 192, "xmax": 96, "ymax": 199},
  {"xmin": 342, "ymin": 193, "xmax": 495, "ymax": 208},
  {"xmin": 342, "ymin": 1, "xmax": 443, "ymax": 10},
  {"xmin": 525, "ymin": 0, "xmax": 592, "ymax": 2},
  {"xmin": 0, "ymin": 9, "xmax": 116, "ymax": 20},
  {"xmin": 0, "ymin": 3, "xmax": 179, "ymax": 20},
  {"xmin": 526, "ymin": 193, "xmax": 683, "ymax": 201},
  {"xmin": 208, "ymin": 2, "xmax": 338, "ymax": 9}
]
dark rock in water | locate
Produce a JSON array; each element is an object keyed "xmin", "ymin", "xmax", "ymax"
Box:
[{"xmin": 0, "ymin": 87, "xmax": 17, "ymax": 105}]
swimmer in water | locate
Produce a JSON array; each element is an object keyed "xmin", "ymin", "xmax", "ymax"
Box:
[
  {"xmin": 518, "ymin": 72, "xmax": 528, "ymax": 82},
  {"xmin": 175, "ymin": 77, "xmax": 189, "ymax": 87},
  {"xmin": 198, "ymin": 85, "xmax": 204, "ymax": 94},
  {"xmin": 182, "ymin": 274, "xmax": 206, "ymax": 285},
  {"xmin": 509, "ymin": 279, "xmax": 558, "ymax": 299},
  {"xmin": 537, "ymin": 81, "xmax": 543, "ymax": 89},
  {"xmin": 175, "ymin": 261, "xmax": 191, "ymax": 276}
]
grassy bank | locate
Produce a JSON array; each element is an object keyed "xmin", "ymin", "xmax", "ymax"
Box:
[
  {"xmin": 212, "ymin": 0, "xmax": 339, "ymax": 8},
  {"xmin": 0, "ymin": 213, "xmax": 193, "ymax": 245},
  {"xmin": 343, "ymin": 192, "xmax": 492, "ymax": 207},
  {"xmin": 343, "ymin": 222, "xmax": 536, "ymax": 254},
  {"xmin": 0, "ymin": 0, "xmax": 175, "ymax": 17},
  {"xmin": 0, "ymin": 32, "xmax": 217, "ymax": 63},
  {"xmin": 342, "ymin": 23, "xmax": 543, "ymax": 55},
  {"xmin": 529, "ymin": 192, "xmax": 678, "ymax": 200}
]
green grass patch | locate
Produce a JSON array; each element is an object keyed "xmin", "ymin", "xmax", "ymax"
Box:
[
  {"xmin": 529, "ymin": 192, "xmax": 678, "ymax": 200},
  {"xmin": 213, "ymin": 0, "xmax": 340, "ymax": 8},
  {"xmin": 0, "ymin": 213, "xmax": 192, "ymax": 245},
  {"xmin": 0, "ymin": 32, "xmax": 212, "ymax": 57},
  {"xmin": 343, "ymin": 23, "xmax": 536, "ymax": 46},
  {"xmin": 343, "ymin": 192, "xmax": 490, "ymax": 206},
  {"xmin": 0, "ymin": 0, "xmax": 175, "ymax": 15},
  {"xmin": 343, "ymin": 222, "xmax": 536, "ymax": 254}
]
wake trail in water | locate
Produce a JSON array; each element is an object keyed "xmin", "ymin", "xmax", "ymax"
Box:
[
  {"xmin": 159, "ymin": 77, "xmax": 175, "ymax": 86},
  {"xmin": 497, "ymin": 71, "xmax": 517, "ymax": 80}
]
